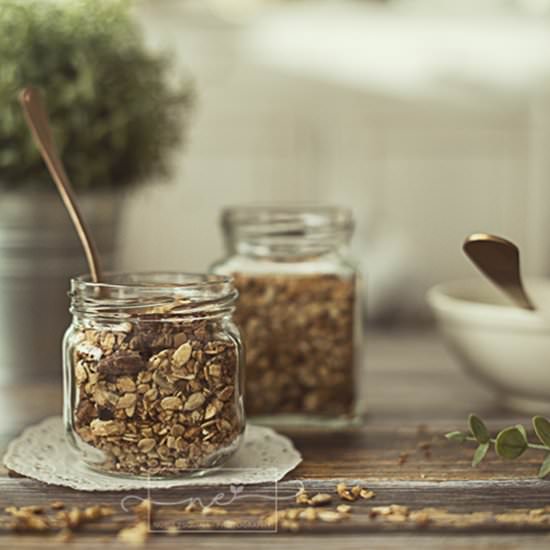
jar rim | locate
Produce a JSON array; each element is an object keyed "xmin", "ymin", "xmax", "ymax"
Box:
[
  {"xmin": 70, "ymin": 272, "xmax": 237, "ymax": 319},
  {"xmin": 222, "ymin": 204, "xmax": 353, "ymax": 232},
  {"xmin": 71, "ymin": 271, "xmax": 233, "ymax": 293},
  {"xmin": 221, "ymin": 204, "xmax": 354, "ymax": 257}
]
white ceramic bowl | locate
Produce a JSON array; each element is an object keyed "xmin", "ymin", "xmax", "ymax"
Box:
[{"xmin": 427, "ymin": 278, "xmax": 550, "ymax": 413}]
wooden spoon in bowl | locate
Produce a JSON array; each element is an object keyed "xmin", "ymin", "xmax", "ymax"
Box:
[{"xmin": 463, "ymin": 233, "xmax": 535, "ymax": 311}]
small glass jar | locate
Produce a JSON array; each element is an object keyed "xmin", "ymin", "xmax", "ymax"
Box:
[
  {"xmin": 211, "ymin": 205, "xmax": 363, "ymax": 426},
  {"xmin": 63, "ymin": 272, "xmax": 245, "ymax": 478}
]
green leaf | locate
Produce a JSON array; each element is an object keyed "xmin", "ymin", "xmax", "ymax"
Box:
[
  {"xmin": 538, "ymin": 454, "xmax": 550, "ymax": 478},
  {"xmin": 533, "ymin": 416, "xmax": 550, "ymax": 448},
  {"xmin": 445, "ymin": 431, "xmax": 467, "ymax": 443},
  {"xmin": 468, "ymin": 414, "xmax": 490, "ymax": 444},
  {"xmin": 516, "ymin": 424, "xmax": 528, "ymax": 440},
  {"xmin": 472, "ymin": 442, "xmax": 490, "ymax": 467},
  {"xmin": 495, "ymin": 426, "xmax": 528, "ymax": 460}
]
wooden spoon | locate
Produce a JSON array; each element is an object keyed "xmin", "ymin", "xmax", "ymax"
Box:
[
  {"xmin": 463, "ymin": 233, "xmax": 535, "ymax": 311},
  {"xmin": 19, "ymin": 86, "xmax": 102, "ymax": 283}
]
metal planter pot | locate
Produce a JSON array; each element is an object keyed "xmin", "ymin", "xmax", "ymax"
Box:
[{"xmin": 0, "ymin": 191, "xmax": 121, "ymax": 383}]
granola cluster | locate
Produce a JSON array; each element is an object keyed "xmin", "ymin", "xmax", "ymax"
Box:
[
  {"xmin": 232, "ymin": 273, "xmax": 357, "ymax": 417},
  {"xmin": 70, "ymin": 318, "xmax": 243, "ymax": 476}
]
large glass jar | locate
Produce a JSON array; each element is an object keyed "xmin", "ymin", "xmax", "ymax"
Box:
[
  {"xmin": 211, "ymin": 205, "xmax": 363, "ymax": 426},
  {"xmin": 63, "ymin": 272, "xmax": 245, "ymax": 478}
]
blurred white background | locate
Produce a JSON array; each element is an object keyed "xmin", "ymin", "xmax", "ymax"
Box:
[{"xmin": 119, "ymin": 0, "xmax": 550, "ymax": 321}]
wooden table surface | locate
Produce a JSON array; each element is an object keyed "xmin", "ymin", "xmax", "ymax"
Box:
[{"xmin": 2, "ymin": 329, "xmax": 550, "ymax": 549}]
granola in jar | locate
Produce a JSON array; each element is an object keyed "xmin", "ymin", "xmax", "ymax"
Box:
[
  {"xmin": 212, "ymin": 205, "xmax": 363, "ymax": 425},
  {"xmin": 232, "ymin": 272, "xmax": 356, "ymax": 416},
  {"xmin": 64, "ymin": 273, "xmax": 244, "ymax": 477}
]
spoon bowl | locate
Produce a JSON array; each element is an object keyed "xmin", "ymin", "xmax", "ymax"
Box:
[{"xmin": 463, "ymin": 233, "xmax": 535, "ymax": 311}]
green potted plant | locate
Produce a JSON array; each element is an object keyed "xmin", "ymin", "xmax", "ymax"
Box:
[{"xmin": 0, "ymin": 0, "xmax": 193, "ymax": 381}]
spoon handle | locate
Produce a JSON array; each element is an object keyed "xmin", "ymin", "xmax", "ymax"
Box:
[{"xmin": 19, "ymin": 86, "xmax": 102, "ymax": 283}]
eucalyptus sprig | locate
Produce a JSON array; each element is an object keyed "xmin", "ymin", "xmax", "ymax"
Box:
[{"xmin": 446, "ymin": 414, "xmax": 550, "ymax": 478}]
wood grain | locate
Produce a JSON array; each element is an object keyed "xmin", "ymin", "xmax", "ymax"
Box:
[{"xmin": 1, "ymin": 329, "xmax": 549, "ymax": 548}]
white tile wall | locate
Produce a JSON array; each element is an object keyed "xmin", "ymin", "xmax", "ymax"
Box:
[{"xmin": 120, "ymin": 1, "xmax": 550, "ymax": 318}]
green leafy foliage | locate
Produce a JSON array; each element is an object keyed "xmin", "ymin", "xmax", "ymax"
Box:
[
  {"xmin": 468, "ymin": 413, "xmax": 490, "ymax": 444},
  {"xmin": 447, "ymin": 414, "xmax": 550, "ymax": 479},
  {"xmin": 472, "ymin": 442, "xmax": 489, "ymax": 467},
  {"xmin": 516, "ymin": 424, "xmax": 528, "ymax": 441},
  {"xmin": 539, "ymin": 454, "xmax": 550, "ymax": 479},
  {"xmin": 533, "ymin": 416, "xmax": 550, "ymax": 448},
  {"xmin": 0, "ymin": 0, "xmax": 193, "ymax": 190},
  {"xmin": 495, "ymin": 427, "xmax": 527, "ymax": 460},
  {"xmin": 445, "ymin": 431, "xmax": 467, "ymax": 443}
]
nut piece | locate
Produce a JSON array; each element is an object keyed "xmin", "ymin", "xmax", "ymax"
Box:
[
  {"xmin": 97, "ymin": 352, "xmax": 145, "ymax": 377},
  {"xmin": 360, "ymin": 488, "xmax": 376, "ymax": 500},
  {"xmin": 160, "ymin": 396, "xmax": 182, "ymax": 410},
  {"xmin": 204, "ymin": 402, "xmax": 219, "ymax": 420},
  {"xmin": 67, "ymin": 507, "xmax": 83, "ymax": 528},
  {"xmin": 336, "ymin": 504, "xmax": 352, "ymax": 514},
  {"xmin": 133, "ymin": 499, "xmax": 153, "ymax": 519},
  {"xmin": 370, "ymin": 504, "xmax": 410, "ymax": 518},
  {"xmin": 172, "ymin": 342, "xmax": 192, "ymax": 367},
  {"xmin": 336, "ymin": 482, "xmax": 354, "ymax": 501},
  {"xmin": 184, "ymin": 392, "xmax": 205, "ymax": 411},
  {"xmin": 295, "ymin": 488, "xmax": 310, "ymax": 505},
  {"xmin": 317, "ymin": 510, "xmax": 344, "ymax": 523},
  {"xmin": 116, "ymin": 393, "xmax": 137, "ymax": 409},
  {"xmin": 90, "ymin": 419, "xmax": 124, "ymax": 436},
  {"xmin": 137, "ymin": 438, "xmax": 156, "ymax": 453},
  {"xmin": 310, "ymin": 493, "xmax": 332, "ymax": 506},
  {"xmin": 117, "ymin": 377, "xmax": 136, "ymax": 393},
  {"xmin": 336, "ymin": 482, "xmax": 372, "ymax": 502},
  {"xmin": 117, "ymin": 521, "xmax": 149, "ymax": 545},
  {"xmin": 299, "ymin": 507, "xmax": 318, "ymax": 521}
]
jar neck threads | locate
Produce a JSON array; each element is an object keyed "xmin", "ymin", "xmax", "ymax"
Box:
[
  {"xmin": 222, "ymin": 205, "xmax": 354, "ymax": 259},
  {"xmin": 69, "ymin": 272, "xmax": 237, "ymax": 323}
]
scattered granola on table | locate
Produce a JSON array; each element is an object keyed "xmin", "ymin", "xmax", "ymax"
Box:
[
  {"xmin": 336, "ymin": 482, "xmax": 375, "ymax": 502},
  {"xmin": 295, "ymin": 488, "xmax": 333, "ymax": 506},
  {"xmin": 5, "ymin": 498, "xmax": 550, "ymax": 539},
  {"xmin": 3, "ymin": 504, "xmax": 114, "ymax": 534},
  {"xmin": 117, "ymin": 521, "xmax": 149, "ymax": 546}
]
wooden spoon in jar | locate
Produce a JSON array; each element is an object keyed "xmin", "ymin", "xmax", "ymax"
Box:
[
  {"xmin": 463, "ymin": 233, "xmax": 535, "ymax": 311},
  {"xmin": 18, "ymin": 86, "xmax": 102, "ymax": 283}
]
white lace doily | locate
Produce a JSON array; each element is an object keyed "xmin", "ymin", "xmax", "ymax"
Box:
[{"xmin": 3, "ymin": 417, "xmax": 302, "ymax": 491}]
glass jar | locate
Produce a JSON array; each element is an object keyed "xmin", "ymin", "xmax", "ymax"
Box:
[
  {"xmin": 63, "ymin": 272, "xmax": 245, "ymax": 478},
  {"xmin": 211, "ymin": 205, "xmax": 363, "ymax": 426}
]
